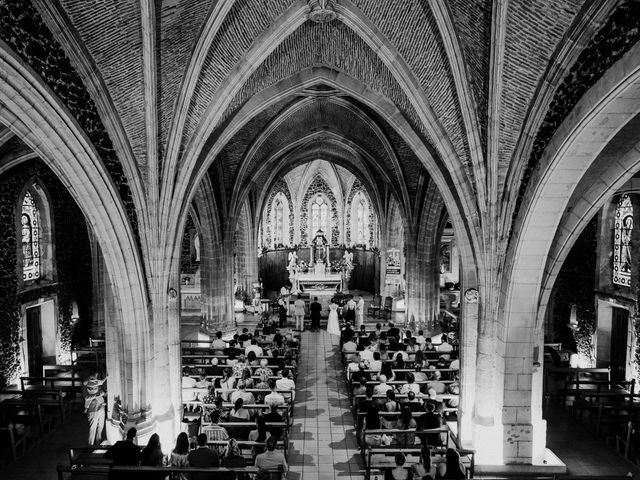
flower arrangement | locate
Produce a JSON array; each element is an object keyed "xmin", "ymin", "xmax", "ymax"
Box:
[
  {"xmin": 295, "ymin": 260, "xmax": 309, "ymax": 273},
  {"xmin": 330, "ymin": 259, "xmax": 353, "ymax": 273}
]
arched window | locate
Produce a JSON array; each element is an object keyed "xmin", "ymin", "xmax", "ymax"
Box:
[
  {"xmin": 274, "ymin": 198, "xmax": 284, "ymax": 245},
  {"xmin": 613, "ymin": 193, "xmax": 633, "ymax": 287},
  {"xmin": 310, "ymin": 194, "xmax": 329, "ymax": 238},
  {"xmin": 21, "ymin": 191, "xmax": 40, "ymax": 281},
  {"xmin": 356, "ymin": 197, "xmax": 368, "ymax": 245}
]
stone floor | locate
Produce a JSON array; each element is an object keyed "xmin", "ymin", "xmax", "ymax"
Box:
[{"xmin": 287, "ymin": 329, "xmax": 365, "ymax": 480}]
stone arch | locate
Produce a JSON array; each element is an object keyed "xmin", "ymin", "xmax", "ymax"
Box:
[
  {"xmin": 0, "ymin": 43, "xmax": 151, "ymax": 432},
  {"xmin": 301, "ymin": 176, "xmax": 338, "ymax": 246},
  {"xmin": 500, "ymin": 41, "xmax": 640, "ymax": 464}
]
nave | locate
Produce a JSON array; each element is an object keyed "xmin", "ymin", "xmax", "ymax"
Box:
[{"xmin": 3, "ymin": 312, "xmax": 640, "ymax": 480}]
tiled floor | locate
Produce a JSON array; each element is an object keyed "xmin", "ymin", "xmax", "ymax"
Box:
[{"xmin": 287, "ymin": 329, "xmax": 365, "ymax": 480}]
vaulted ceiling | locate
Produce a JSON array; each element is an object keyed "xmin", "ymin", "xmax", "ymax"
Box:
[{"xmin": 1, "ymin": 0, "xmax": 637, "ymax": 263}]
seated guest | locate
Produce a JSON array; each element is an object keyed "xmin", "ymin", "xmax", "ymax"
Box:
[
  {"xmin": 220, "ymin": 438, "xmax": 246, "ymax": 480},
  {"xmin": 265, "ymin": 379, "xmax": 286, "ymax": 406},
  {"xmin": 188, "ymin": 433, "xmax": 219, "ymax": 480},
  {"xmin": 413, "ymin": 365, "xmax": 428, "ymax": 383},
  {"xmin": 425, "ymin": 388, "xmax": 444, "ymax": 415},
  {"xmin": 246, "ymin": 338, "xmax": 264, "ymax": 357},
  {"xmin": 379, "ymin": 362, "xmax": 396, "ymax": 383},
  {"xmin": 385, "ymin": 451, "xmax": 410, "ymax": 480},
  {"xmin": 140, "ymin": 433, "xmax": 164, "ymax": 480},
  {"xmin": 369, "ymin": 351, "xmax": 383, "ymax": 374},
  {"xmin": 374, "ymin": 323, "xmax": 383, "ymax": 339},
  {"xmin": 229, "ymin": 398, "xmax": 251, "ymax": 421},
  {"xmin": 230, "ymin": 380, "xmax": 255, "ymax": 405},
  {"xmin": 168, "ymin": 432, "xmax": 190, "ymax": 480},
  {"xmin": 346, "ymin": 353, "xmax": 362, "ymax": 379},
  {"xmin": 104, "ymin": 427, "xmax": 141, "ymax": 477},
  {"xmin": 202, "ymin": 410, "xmax": 229, "ymax": 456},
  {"xmin": 415, "ymin": 330, "xmax": 426, "ymax": 348},
  {"xmin": 271, "ymin": 350, "xmax": 285, "ymax": 372},
  {"xmin": 357, "ymin": 387, "xmax": 375, "ymax": 429},
  {"xmin": 264, "ymin": 403, "xmax": 284, "ymax": 440},
  {"xmin": 248, "ymin": 415, "xmax": 271, "ymax": 457},
  {"xmin": 212, "ymin": 331, "xmax": 227, "ymax": 353},
  {"xmin": 206, "ymin": 357, "xmax": 222, "ymax": 377},
  {"xmin": 424, "ymin": 337, "xmax": 435, "ymax": 352},
  {"xmin": 340, "ymin": 322, "xmax": 355, "ymax": 344},
  {"xmin": 255, "ymin": 359, "xmax": 274, "ymax": 382},
  {"xmin": 411, "ymin": 446, "xmax": 436, "ymax": 480},
  {"xmin": 283, "ymin": 351, "xmax": 297, "ymax": 371},
  {"xmin": 400, "ymin": 373, "xmax": 421, "ymax": 396},
  {"xmin": 353, "ymin": 377, "xmax": 368, "ymax": 397},
  {"xmin": 391, "ymin": 407, "xmax": 417, "ymax": 447},
  {"xmin": 195, "ymin": 373, "xmax": 211, "ymax": 389},
  {"xmin": 275, "ymin": 369, "xmax": 295, "ymax": 401},
  {"xmin": 418, "ymin": 401, "xmax": 444, "ymax": 446},
  {"xmin": 362, "ymin": 403, "xmax": 384, "ymax": 447},
  {"xmin": 449, "ymin": 358, "xmax": 459, "ymax": 371},
  {"xmin": 374, "ymin": 374, "xmax": 393, "ymax": 406},
  {"xmin": 232, "ymin": 355, "xmax": 248, "ymax": 378},
  {"xmin": 403, "ymin": 391, "xmax": 424, "ymax": 412},
  {"xmin": 247, "ymin": 350, "xmax": 259, "ymax": 366},
  {"xmin": 387, "ymin": 322, "xmax": 400, "ymax": 340},
  {"xmin": 255, "ymin": 436, "xmax": 288, "ymax": 476},
  {"xmin": 437, "ymin": 336, "xmax": 454, "ymax": 358},
  {"xmin": 426, "ymin": 370, "xmax": 447, "ymax": 395},
  {"xmin": 241, "ymin": 367, "xmax": 255, "ymax": 389},
  {"xmin": 342, "ymin": 336, "xmax": 358, "ymax": 361},
  {"xmin": 352, "ymin": 363, "xmax": 371, "ymax": 384},
  {"xmin": 436, "ymin": 448, "xmax": 466, "ymax": 479}
]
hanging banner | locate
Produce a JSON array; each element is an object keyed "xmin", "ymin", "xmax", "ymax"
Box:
[{"xmin": 386, "ymin": 248, "xmax": 401, "ymax": 275}]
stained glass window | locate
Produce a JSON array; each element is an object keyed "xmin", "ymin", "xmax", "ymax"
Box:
[
  {"xmin": 356, "ymin": 197, "xmax": 368, "ymax": 245},
  {"xmin": 22, "ymin": 191, "xmax": 40, "ymax": 281},
  {"xmin": 273, "ymin": 198, "xmax": 284, "ymax": 245},
  {"xmin": 613, "ymin": 193, "xmax": 632, "ymax": 287},
  {"xmin": 311, "ymin": 195, "xmax": 329, "ymax": 238}
]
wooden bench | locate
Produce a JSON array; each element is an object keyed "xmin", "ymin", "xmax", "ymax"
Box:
[
  {"xmin": 20, "ymin": 376, "xmax": 83, "ymax": 395},
  {"xmin": 0, "ymin": 423, "xmax": 27, "ymax": 466},
  {"xmin": 68, "ymin": 446, "xmax": 113, "ymax": 466},
  {"xmin": 56, "ymin": 464, "xmax": 276, "ymax": 479},
  {"xmin": 0, "ymin": 389, "xmax": 70, "ymax": 421},
  {"xmin": 365, "ymin": 446, "xmax": 475, "ymax": 479},
  {"xmin": 208, "ymin": 439, "xmax": 289, "ymax": 460},
  {"xmin": 0, "ymin": 402, "xmax": 54, "ymax": 439}
]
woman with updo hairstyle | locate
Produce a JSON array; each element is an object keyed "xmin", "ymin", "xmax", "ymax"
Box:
[
  {"xmin": 220, "ymin": 438, "xmax": 247, "ymax": 480},
  {"xmin": 436, "ymin": 448, "xmax": 466, "ymax": 479},
  {"xmin": 384, "ymin": 451, "xmax": 410, "ymax": 480}
]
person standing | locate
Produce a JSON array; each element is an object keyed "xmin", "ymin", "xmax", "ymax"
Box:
[
  {"xmin": 294, "ymin": 294, "xmax": 306, "ymax": 331},
  {"xmin": 345, "ymin": 295, "xmax": 356, "ymax": 324},
  {"xmin": 356, "ymin": 295, "xmax": 365, "ymax": 329},
  {"xmin": 278, "ymin": 296, "xmax": 287, "ymax": 328},
  {"xmin": 83, "ymin": 370, "xmax": 106, "ymax": 445},
  {"xmin": 310, "ymin": 297, "xmax": 322, "ymax": 331},
  {"xmin": 326, "ymin": 299, "xmax": 340, "ymax": 336}
]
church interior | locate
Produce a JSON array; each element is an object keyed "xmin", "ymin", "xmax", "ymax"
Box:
[{"xmin": 2, "ymin": 0, "xmax": 640, "ymax": 478}]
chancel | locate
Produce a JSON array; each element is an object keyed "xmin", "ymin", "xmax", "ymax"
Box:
[{"xmin": 2, "ymin": 1, "xmax": 640, "ymax": 479}]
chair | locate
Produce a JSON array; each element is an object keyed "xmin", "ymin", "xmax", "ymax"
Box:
[
  {"xmin": 379, "ymin": 297, "xmax": 393, "ymax": 320},
  {"xmin": 367, "ymin": 295, "xmax": 382, "ymax": 317}
]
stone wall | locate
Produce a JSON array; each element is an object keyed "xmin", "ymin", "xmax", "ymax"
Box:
[
  {"xmin": 0, "ymin": 159, "xmax": 92, "ymax": 387},
  {"xmin": 0, "ymin": 0, "xmax": 139, "ymax": 247}
]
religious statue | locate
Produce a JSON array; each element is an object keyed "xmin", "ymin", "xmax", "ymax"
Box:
[
  {"xmin": 343, "ymin": 250, "xmax": 353, "ymax": 270},
  {"xmin": 312, "ymin": 230, "xmax": 328, "ymax": 264}
]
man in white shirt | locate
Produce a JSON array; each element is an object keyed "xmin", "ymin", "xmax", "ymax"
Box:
[
  {"xmin": 264, "ymin": 379, "xmax": 286, "ymax": 406},
  {"xmin": 211, "ymin": 331, "xmax": 227, "ymax": 352},
  {"xmin": 275, "ymin": 368, "xmax": 295, "ymax": 401},
  {"xmin": 245, "ymin": 339, "xmax": 264, "ymax": 357},
  {"xmin": 342, "ymin": 338, "xmax": 357, "ymax": 361},
  {"xmin": 437, "ymin": 336, "xmax": 454, "ymax": 359},
  {"xmin": 415, "ymin": 330, "xmax": 426, "ymax": 348},
  {"xmin": 255, "ymin": 436, "xmax": 288, "ymax": 473}
]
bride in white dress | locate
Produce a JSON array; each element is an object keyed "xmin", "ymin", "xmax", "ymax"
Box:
[{"xmin": 326, "ymin": 300, "xmax": 341, "ymax": 336}]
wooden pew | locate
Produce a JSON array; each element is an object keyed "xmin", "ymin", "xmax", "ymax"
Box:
[
  {"xmin": 20, "ymin": 376, "xmax": 83, "ymax": 395},
  {"xmin": 68, "ymin": 446, "xmax": 113, "ymax": 466},
  {"xmin": 365, "ymin": 446, "xmax": 475, "ymax": 479},
  {"xmin": 0, "ymin": 402, "xmax": 54, "ymax": 439},
  {"xmin": 56, "ymin": 464, "xmax": 270, "ymax": 480},
  {"xmin": 0, "ymin": 389, "xmax": 70, "ymax": 422},
  {"xmin": 0, "ymin": 423, "xmax": 27, "ymax": 466},
  {"xmin": 208, "ymin": 439, "xmax": 289, "ymax": 460}
]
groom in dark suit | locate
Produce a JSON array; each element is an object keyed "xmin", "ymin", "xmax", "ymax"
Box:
[{"xmin": 310, "ymin": 297, "xmax": 322, "ymax": 331}]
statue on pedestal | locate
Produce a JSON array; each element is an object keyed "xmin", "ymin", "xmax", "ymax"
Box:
[{"xmin": 312, "ymin": 229, "xmax": 328, "ymax": 265}]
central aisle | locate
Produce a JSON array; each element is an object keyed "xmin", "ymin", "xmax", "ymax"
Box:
[{"xmin": 288, "ymin": 330, "xmax": 365, "ymax": 480}]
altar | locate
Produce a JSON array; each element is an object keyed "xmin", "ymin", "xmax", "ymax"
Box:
[{"xmin": 297, "ymin": 263, "xmax": 343, "ymax": 294}]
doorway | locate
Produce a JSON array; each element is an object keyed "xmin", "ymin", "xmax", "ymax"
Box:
[
  {"xmin": 26, "ymin": 306, "xmax": 42, "ymax": 377},
  {"xmin": 610, "ymin": 306, "xmax": 629, "ymax": 382}
]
